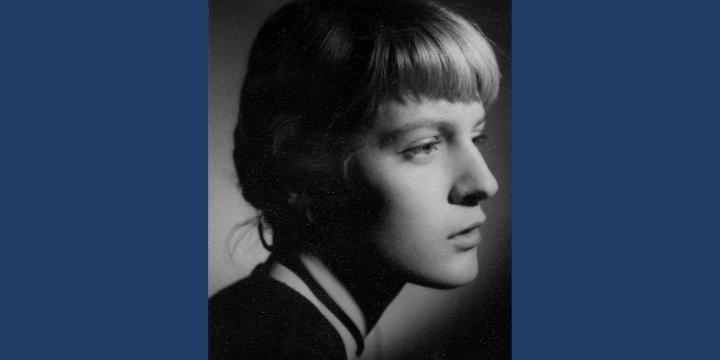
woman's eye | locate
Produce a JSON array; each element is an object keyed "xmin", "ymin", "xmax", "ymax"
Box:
[
  {"xmin": 402, "ymin": 139, "xmax": 440, "ymax": 159},
  {"xmin": 472, "ymin": 133, "xmax": 489, "ymax": 147}
]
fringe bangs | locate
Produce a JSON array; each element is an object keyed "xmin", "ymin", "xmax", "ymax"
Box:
[{"xmin": 368, "ymin": 5, "xmax": 500, "ymax": 107}]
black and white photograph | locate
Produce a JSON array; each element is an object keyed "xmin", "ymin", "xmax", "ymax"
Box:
[{"xmin": 208, "ymin": 0, "xmax": 511, "ymax": 358}]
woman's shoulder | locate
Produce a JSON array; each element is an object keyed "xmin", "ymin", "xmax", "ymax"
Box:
[{"xmin": 209, "ymin": 265, "xmax": 346, "ymax": 360}]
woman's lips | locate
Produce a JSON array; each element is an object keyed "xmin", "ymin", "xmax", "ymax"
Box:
[
  {"xmin": 448, "ymin": 222, "xmax": 483, "ymax": 250},
  {"xmin": 448, "ymin": 222, "xmax": 483, "ymax": 239},
  {"xmin": 450, "ymin": 228, "xmax": 481, "ymax": 250}
]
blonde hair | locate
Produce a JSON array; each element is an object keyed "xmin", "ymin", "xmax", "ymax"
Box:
[{"xmin": 234, "ymin": 0, "xmax": 501, "ymax": 252}]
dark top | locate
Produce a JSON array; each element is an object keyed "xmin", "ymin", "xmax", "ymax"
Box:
[{"xmin": 209, "ymin": 263, "xmax": 346, "ymax": 360}]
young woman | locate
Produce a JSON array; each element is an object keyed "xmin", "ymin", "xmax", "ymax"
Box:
[{"xmin": 209, "ymin": 0, "xmax": 502, "ymax": 359}]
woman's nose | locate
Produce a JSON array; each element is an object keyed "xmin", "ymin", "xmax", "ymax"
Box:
[{"xmin": 448, "ymin": 148, "xmax": 498, "ymax": 207}]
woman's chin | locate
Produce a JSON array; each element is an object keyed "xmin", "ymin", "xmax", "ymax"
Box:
[{"xmin": 409, "ymin": 251, "xmax": 480, "ymax": 289}]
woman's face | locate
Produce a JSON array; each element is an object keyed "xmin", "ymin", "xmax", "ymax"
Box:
[{"xmin": 354, "ymin": 97, "xmax": 498, "ymax": 288}]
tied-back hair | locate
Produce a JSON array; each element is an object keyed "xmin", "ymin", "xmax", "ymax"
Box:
[{"xmin": 234, "ymin": 0, "xmax": 501, "ymax": 255}]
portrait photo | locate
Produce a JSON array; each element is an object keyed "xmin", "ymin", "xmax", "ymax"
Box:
[{"xmin": 208, "ymin": 1, "xmax": 511, "ymax": 358}]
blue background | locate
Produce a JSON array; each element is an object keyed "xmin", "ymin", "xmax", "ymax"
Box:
[
  {"xmin": 513, "ymin": 0, "xmax": 720, "ymax": 358},
  {"xmin": 1, "ymin": 0, "xmax": 719, "ymax": 358}
]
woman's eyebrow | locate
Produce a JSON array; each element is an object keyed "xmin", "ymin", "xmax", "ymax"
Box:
[
  {"xmin": 378, "ymin": 117, "xmax": 486, "ymax": 146},
  {"xmin": 473, "ymin": 118, "xmax": 486, "ymax": 129},
  {"xmin": 378, "ymin": 119, "xmax": 448, "ymax": 146}
]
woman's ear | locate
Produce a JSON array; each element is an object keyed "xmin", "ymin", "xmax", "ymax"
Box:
[{"xmin": 287, "ymin": 191, "xmax": 315, "ymax": 224}]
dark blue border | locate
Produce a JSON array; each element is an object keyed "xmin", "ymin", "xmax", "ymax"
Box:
[
  {"xmin": 514, "ymin": 0, "xmax": 720, "ymax": 358},
  {"xmin": 2, "ymin": 0, "xmax": 207, "ymax": 358}
]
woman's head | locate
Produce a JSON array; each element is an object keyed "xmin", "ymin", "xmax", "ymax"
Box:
[{"xmin": 234, "ymin": 0, "xmax": 500, "ymax": 284}]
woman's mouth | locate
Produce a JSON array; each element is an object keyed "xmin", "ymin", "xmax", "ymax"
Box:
[
  {"xmin": 449, "ymin": 222, "xmax": 483, "ymax": 238},
  {"xmin": 448, "ymin": 222, "xmax": 483, "ymax": 250}
]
